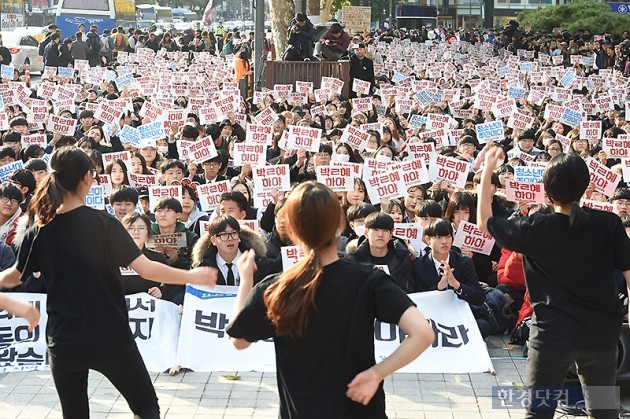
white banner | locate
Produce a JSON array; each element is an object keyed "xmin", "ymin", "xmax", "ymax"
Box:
[
  {"xmin": 2, "ymin": 289, "xmax": 493, "ymax": 374},
  {"xmin": 0, "ymin": 293, "xmax": 180, "ymax": 373}
]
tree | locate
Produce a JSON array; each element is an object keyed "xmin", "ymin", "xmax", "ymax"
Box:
[
  {"xmin": 270, "ymin": 0, "xmax": 295, "ymax": 58},
  {"xmin": 321, "ymin": 0, "xmax": 350, "ymax": 22},
  {"xmin": 518, "ymin": 0, "xmax": 630, "ymax": 35}
]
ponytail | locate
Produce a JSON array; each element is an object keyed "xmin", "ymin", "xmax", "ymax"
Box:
[
  {"xmin": 263, "ymin": 248, "xmax": 324, "ymax": 339},
  {"xmin": 29, "ymin": 171, "xmax": 67, "ymax": 226},
  {"xmin": 568, "ymin": 201, "xmax": 589, "ymax": 229}
]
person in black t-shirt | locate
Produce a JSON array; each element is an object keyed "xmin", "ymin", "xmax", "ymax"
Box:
[
  {"xmin": 478, "ymin": 150, "xmax": 630, "ymax": 419},
  {"xmin": 227, "ymin": 181, "xmax": 434, "ymax": 418},
  {"xmin": 0, "ymin": 147, "xmax": 217, "ymax": 419}
]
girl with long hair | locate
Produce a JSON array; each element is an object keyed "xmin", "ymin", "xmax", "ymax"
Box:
[
  {"xmin": 0, "ymin": 146, "xmax": 217, "ymax": 418},
  {"xmin": 227, "ymin": 181, "xmax": 434, "ymax": 417}
]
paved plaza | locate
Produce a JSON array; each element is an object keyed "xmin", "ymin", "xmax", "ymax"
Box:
[{"xmin": 0, "ymin": 335, "xmax": 627, "ymax": 418}]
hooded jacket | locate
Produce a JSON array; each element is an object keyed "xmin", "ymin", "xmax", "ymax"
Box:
[
  {"xmin": 345, "ymin": 235, "xmax": 417, "ymax": 293},
  {"xmin": 192, "ymin": 226, "xmax": 273, "ymax": 286},
  {"xmin": 151, "ymin": 220, "xmax": 198, "ymax": 270}
]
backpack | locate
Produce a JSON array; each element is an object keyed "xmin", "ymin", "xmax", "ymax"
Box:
[
  {"xmin": 99, "ymin": 36, "xmax": 110, "ymax": 53},
  {"xmin": 88, "ymin": 36, "xmax": 100, "ymax": 55},
  {"xmin": 471, "ymin": 286, "xmax": 516, "ymax": 335}
]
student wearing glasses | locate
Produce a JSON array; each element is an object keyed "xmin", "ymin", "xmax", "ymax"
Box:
[
  {"xmin": 0, "ymin": 147, "xmax": 216, "ymax": 419},
  {"xmin": 0, "ymin": 182, "xmax": 23, "ymax": 246},
  {"xmin": 196, "ymin": 155, "xmax": 226, "ymax": 184},
  {"xmin": 192, "ymin": 215, "xmax": 272, "ymax": 286},
  {"xmin": 121, "ymin": 212, "xmax": 167, "ymax": 299}
]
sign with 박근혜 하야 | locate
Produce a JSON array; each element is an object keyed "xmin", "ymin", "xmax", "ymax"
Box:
[
  {"xmin": 365, "ymin": 170, "xmax": 407, "ymax": 203},
  {"xmin": 196, "ymin": 181, "xmax": 231, "ymax": 212},
  {"xmin": 428, "ymin": 154, "xmax": 470, "ymax": 189},
  {"xmin": 233, "ymin": 143, "xmax": 266, "ymax": 167},
  {"xmin": 505, "ymin": 180, "xmax": 545, "ymax": 204},
  {"xmin": 281, "ymin": 246, "xmax": 306, "ymax": 271},
  {"xmin": 586, "ymin": 158, "xmax": 620, "ymax": 197},
  {"xmin": 316, "ymin": 166, "xmax": 354, "ymax": 192},
  {"xmin": 253, "ymin": 165, "xmax": 291, "ymax": 193},
  {"xmin": 453, "ymin": 221, "xmax": 496, "ymax": 256},
  {"xmin": 148, "ymin": 185, "xmax": 182, "ymax": 211},
  {"xmin": 48, "ymin": 115, "xmax": 77, "ymax": 136},
  {"xmin": 186, "ymin": 136, "xmax": 218, "ymax": 165},
  {"xmin": 147, "ymin": 233, "xmax": 187, "ymax": 249}
]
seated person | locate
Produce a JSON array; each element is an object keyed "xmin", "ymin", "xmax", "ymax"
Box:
[
  {"xmin": 121, "ymin": 212, "xmax": 167, "ymax": 299},
  {"xmin": 8, "ymin": 169, "xmax": 36, "ymax": 213},
  {"xmin": 180, "ymin": 185, "xmax": 209, "ymax": 237},
  {"xmin": 160, "ymin": 159, "xmax": 186, "ymax": 186},
  {"xmin": 24, "ymin": 158, "xmax": 48, "ymax": 189},
  {"xmin": 0, "ymin": 147, "xmax": 16, "ymax": 165},
  {"xmin": 344, "ymin": 201, "xmax": 377, "ymax": 242},
  {"xmin": 0, "ymin": 182, "xmax": 23, "ymax": 246},
  {"xmin": 413, "ymin": 219, "xmax": 485, "ymax": 306},
  {"xmin": 317, "ymin": 22, "xmax": 351, "ymax": 61},
  {"xmin": 265, "ymin": 198, "xmax": 292, "ymax": 261},
  {"xmin": 345, "ymin": 212, "xmax": 416, "ymax": 293},
  {"xmin": 109, "ymin": 186, "xmax": 139, "ymax": 222},
  {"xmin": 192, "ymin": 215, "xmax": 271, "ymax": 286}
]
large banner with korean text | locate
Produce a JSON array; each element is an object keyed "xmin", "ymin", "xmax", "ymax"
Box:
[{"xmin": 0, "ymin": 288, "xmax": 493, "ymax": 374}]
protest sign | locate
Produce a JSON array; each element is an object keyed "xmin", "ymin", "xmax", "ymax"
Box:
[
  {"xmin": 253, "ymin": 165, "xmax": 291, "ymax": 193},
  {"xmin": 197, "ymin": 181, "xmax": 231, "ymax": 212},
  {"xmin": 233, "ymin": 143, "xmax": 266, "ymax": 167},
  {"xmin": 85, "ymin": 185, "xmax": 105, "ymax": 210},
  {"xmin": 281, "ymin": 246, "xmax": 307, "ymax": 271},
  {"xmin": 147, "ymin": 233, "xmax": 187, "ymax": 249},
  {"xmin": 390, "ymin": 158, "xmax": 430, "ymax": 188},
  {"xmin": 138, "ymin": 121, "xmax": 165, "ymax": 141},
  {"xmin": 286, "ymin": 126, "xmax": 321, "ymax": 152},
  {"xmin": 580, "ymin": 198, "xmax": 614, "ymax": 213},
  {"xmin": 393, "ymin": 223, "xmax": 425, "ymax": 257},
  {"xmin": 453, "ymin": 221, "xmax": 496, "ymax": 256},
  {"xmin": 342, "ymin": 6, "xmax": 371, "ymax": 35},
  {"xmin": 245, "ymin": 124, "xmax": 274, "ymax": 145},
  {"xmin": 507, "ymin": 112, "xmax": 535, "ymax": 130},
  {"xmin": 187, "ymin": 136, "xmax": 218, "ymax": 164},
  {"xmin": 505, "ymin": 180, "xmax": 545, "ymax": 204},
  {"xmin": 475, "ymin": 121, "xmax": 504, "ymax": 144},
  {"xmin": 586, "ymin": 158, "xmax": 620, "ymax": 197},
  {"xmin": 602, "ymin": 138, "xmax": 630, "ymax": 158},
  {"xmin": 365, "ymin": 170, "xmax": 407, "ymax": 203},
  {"xmin": 48, "ymin": 115, "xmax": 77, "ymax": 136},
  {"xmin": 514, "ymin": 166, "xmax": 545, "ymax": 183},
  {"xmin": 21, "ymin": 134, "xmax": 47, "ymax": 148},
  {"xmin": 129, "ymin": 173, "xmax": 159, "ymax": 188},
  {"xmin": 316, "ymin": 166, "xmax": 353, "ymax": 192},
  {"xmin": 339, "ymin": 125, "xmax": 369, "ymax": 152},
  {"xmin": 428, "ymin": 154, "xmax": 470, "ymax": 189},
  {"xmin": 579, "ymin": 121, "xmax": 602, "ymax": 140},
  {"xmin": 148, "ymin": 185, "xmax": 182, "ymax": 210}
]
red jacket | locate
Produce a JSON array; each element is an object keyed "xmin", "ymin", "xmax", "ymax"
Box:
[{"xmin": 497, "ymin": 248, "xmax": 526, "ymax": 291}]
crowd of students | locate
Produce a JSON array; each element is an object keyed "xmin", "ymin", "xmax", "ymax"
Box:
[{"xmin": 0, "ymin": 20, "xmax": 628, "ymax": 417}]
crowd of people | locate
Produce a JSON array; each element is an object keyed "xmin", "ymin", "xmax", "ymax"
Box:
[{"xmin": 0, "ymin": 17, "xmax": 628, "ymax": 418}]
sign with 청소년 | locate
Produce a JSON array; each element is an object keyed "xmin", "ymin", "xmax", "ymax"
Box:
[
  {"xmin": 475, "ymin": 120, "xmax": 504, "ymax": 144},
  {"xmin": 559, "ymin": 107, "xmax": 581, "ymax": 128},
  {"xmin": 286, "ymin": 125, "xmax": 321, "ymax": 152},
  {"xmin": 233, "ymin": 143, "xmax": 266, "ymax": 167},
  {"xmin": 138, "ymin": 121, "xmax": 165, "ymax": 141},
  {"xmin": 505, "ymin": 180, "xmax": 545, "ymax": 204},
  {"xmin": 586, "ymin": 158, "xmax": 620, "ymax": 197},
  {"xmin": 453, "ymin": 221, "xmax": 496, "ymax": 256},
  {"xmin": 48, "ymin": 114, "xmax": 77, "ymax": 136},
  {"xmin": 148, "ymin": 185, "xmax": 182, "ymax": 211},
  {"xmin": 147, "ymin": 233, "xmax": 187, "ymax": 249},
  {"xmin": 186, "ymin": 136, "xmax": 218, "ymax": 165},
  {"xmin": 0, "ymin": 160, "xmax": 24, "ymax": 182},
  {"xmin": 316, "ymin": 166, "xmax": 353, "ymax": 192},
  {"xmin": 514, "ymin": 166, "xmax": 545, "ymax": 183},
  {"xmin": 341, "ymin": 6, "xmax": 371, "ymax": 35},
  {"xmin": 57, "ymin": 66, "xmax": 73, "ymax": 79},
  {"xmin": 559, "ymin": 68, "xmax": 576, "ymax": 88},
  {"xmin": 0, "ymin": 64, "xmax": 14, "ymax": 80},
  {"xmin": 196, "ymin": 181, "xmax": 230, "ymax": 212},
  {"xmin": 393, "ymin": 223, "xmax": 425, "ymax": 257},
  {"xmin": 580, "ymin": 198, "xmax": 614, "ymax": 213},
  {"xmin": 245, "ymin": 123, "xmax": 273, "ymax": 145},
  {"xmin": 507, "ymin": 86, "xmax": 526, "ymax": 99},
  {"xmin": 281, "ymin": 246, "xmax": 306, "ymax": 271},
  {"xmin": 365, "ymin": 170, "xmax": 407, "ymax": 204},
  {"xmin": 253, "ymin": 164, "xmax": 291, "ymax": 193},
  {"xmin": 428, "ymin": 154, "xmax": 470, "ymax": 189},
  {"xmin": 390, "ymin": 158, "xmax": 430, "ymax": 188},
  {"xmin": 119, "ymin": 124, "xmax": 141, "ymax": 147},
  {"xmin": 85, "ymin": 185, "xmax": 105, "ymax": 210},
  {"xmin": 115, "ymin": 73, "xmax": 135, "ymax": 90},
  {"xmin": 340, "ymin": 124, "xmax": 369, "ymax": 152},
  {"xmin": 98, "ymin": 174, "xmax": 112, "ymax": 196}
]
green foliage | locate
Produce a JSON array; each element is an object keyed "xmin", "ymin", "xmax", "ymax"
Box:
[
  {"xmin": 518, "ymin": 0, "xmax": 630, "ymax": 35},
  {"xmin": 331, "ymin": 0, "xmax": 352, "ymax": 14}
]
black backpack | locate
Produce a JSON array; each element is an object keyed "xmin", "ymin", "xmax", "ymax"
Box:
[
  {"xmin": 471, "ymin": 285, "xmax": 516, "ymax": 335},
  {"xmin": 88, "ymin": 36, "xmax": 100, "ymax": 55}
]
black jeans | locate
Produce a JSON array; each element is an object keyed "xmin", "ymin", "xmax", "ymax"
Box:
[
  {"xmin": 49, "ymin": 346, "xmax": 160, "ymax": 419},
  {"xmin": 525, "ymin": 345, "xmax": 619, "ymax": 419}
]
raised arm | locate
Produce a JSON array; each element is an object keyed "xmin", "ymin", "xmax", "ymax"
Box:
[
  {"xmin": 477, "ymin": 147, "xmax": 503, "ymax": 234},
  {"xmin": 130, "ymin": 254, "xmax": 217, "ymax": 287}
]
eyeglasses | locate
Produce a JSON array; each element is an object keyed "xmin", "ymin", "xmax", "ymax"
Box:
[
  {"xmin": 615, "ymin": 200, "xmax": 630, "ymax": 208},
  {"xmin": 203, "ymin": 161, "xmax": 220, "ymax": 167},
  {"xmin": 316, "ymin": 153, "xmax": 331, "ymax": 159},
  {"xmin": 0, "ymin": 196, "xmax": 20, "ymax": 205},
  {"xmin": 127, "ymin": 226, "xmax": 148, "ymax": 233},
  {"xmin": 547, "ymin": 147, "xmax": 561, "ymax": 152},
  {"xmin": 215, "ymin": 231, "xmax": 239, "ymax": 241}
]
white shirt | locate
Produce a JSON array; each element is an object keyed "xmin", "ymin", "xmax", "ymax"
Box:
[
  {"xmin": 217, "ymin": 250, "xmax": 242, "ymax": 286},
  {"xmin": 432, "ymin": 253, "xmax": 450, "ymax": 276}
]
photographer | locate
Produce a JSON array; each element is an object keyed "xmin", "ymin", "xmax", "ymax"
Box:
[
  {"xmin": 317, "ymin": 22, "xmax": 350, "ymax": 61},
  {"xmin": 285, "ymin": 12, "xmax": 315, "ymax": 61}
]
